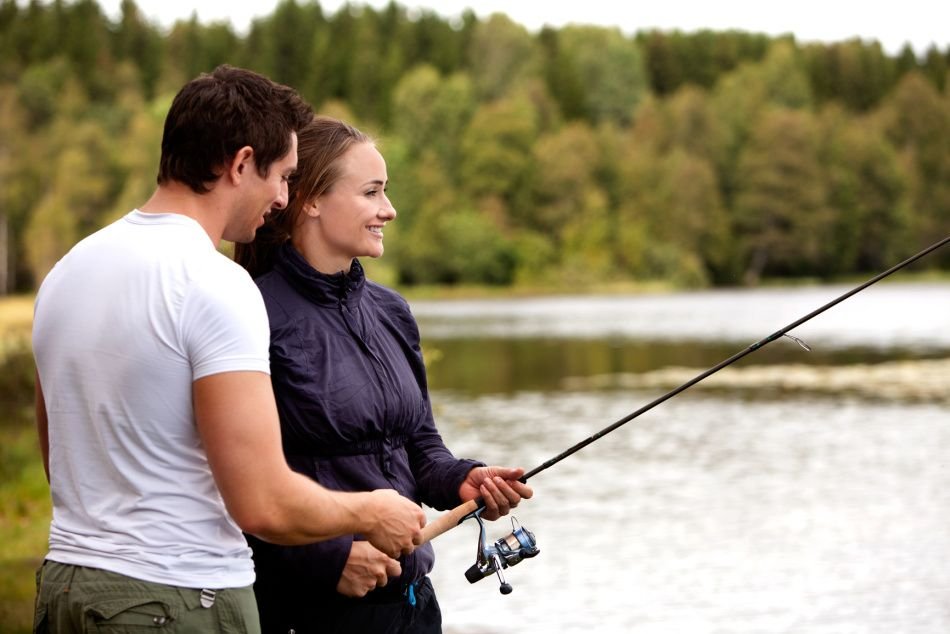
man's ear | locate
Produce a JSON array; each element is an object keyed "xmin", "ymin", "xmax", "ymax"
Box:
[{"xmin": 228, "ymin": 146, "xmax": 255, "ymax": 184}]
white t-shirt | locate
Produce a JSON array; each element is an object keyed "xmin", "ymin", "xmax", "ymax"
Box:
[{"xmin": 32, "ymin": 210, "xmax": 270, "ymax": 588}]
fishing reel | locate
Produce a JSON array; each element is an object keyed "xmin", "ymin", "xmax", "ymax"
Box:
[{"xmin": 463, "ymin": 508, "xmax": 539, "ymax": 594}]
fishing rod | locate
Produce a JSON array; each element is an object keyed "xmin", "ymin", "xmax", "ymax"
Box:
[{"xmin": 420, "ymin": 233, "xmax": 950, "ymax": 593}]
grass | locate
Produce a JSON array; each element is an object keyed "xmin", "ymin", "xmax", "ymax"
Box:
[
  {"xmin": 0, "ymin": 295, "xmax": 32, "ymax": 344},
  {"xmin": 0, "ymin": 417, "xmax": 48, "ymax": 634},
  {"xmin": 0, "ymin": 295, "xmax": 45, "ymax": 633}
]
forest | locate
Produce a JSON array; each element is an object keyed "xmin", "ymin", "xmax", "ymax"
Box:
[{"xmin": 1, "ymin": 0, "xmax": 949, "ymax": 293}]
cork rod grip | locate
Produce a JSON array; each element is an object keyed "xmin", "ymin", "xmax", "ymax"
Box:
[{"xmin": 419, "ymin": 498, "xmax": 481, "ymax": 545}]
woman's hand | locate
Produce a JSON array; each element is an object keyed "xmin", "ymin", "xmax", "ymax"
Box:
[
  {"xmin": 458, "ymin": 466, "xmax": 534, "ymax": 521},
  {"xmin": 336, "ymin": 541, "xmax": 402, "ymax": 597}
]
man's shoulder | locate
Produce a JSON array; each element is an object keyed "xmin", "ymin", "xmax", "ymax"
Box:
[{"xmin": 185, "ymin": 253, "xmax": 260, "ymax": 306}]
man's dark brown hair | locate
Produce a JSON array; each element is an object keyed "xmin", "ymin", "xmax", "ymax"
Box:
[{"xmin": 157, "ymin": 65, "xmax": 313, "ymax": 194}]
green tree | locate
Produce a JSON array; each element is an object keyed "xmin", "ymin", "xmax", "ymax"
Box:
[
  {"xmin": 458, "ymin": 93, "xmax": 539, "ymax": 223},
  {"xmin": 16, "ymin": 57, "xmax": 71, "ymax": 129},
  {"xmin": 105, "ymin": 92, "xmax": 165, "ymax": 223},
  {"xmin": 25, "ymin": 127, "xmax": 111, "ymax": 281},
  {"xmin": 61, "ymin": 0, "xmax": 115, "ymax": 100},
  {"xmin": 639, "ymin": 31, "xmax": 683, "ymax": 96},
  {"xmin": 257, "ymin": 0, "xmax": 325, "ymax": 94},
  {"xmin": 467, "ymin": 13, "xmax": 540, "ymax": 101},
  {"xmin": 655, "ymin": 150, "xmax": 730, "ymax": 284},
  {"xmin": 400, "ymin": 7, "xmax": 474, "ymax": 75},
  {"xmin": 878, "ymin": 71, "xmax": 950, "ymax": 251},
  {"xmin": 922, "ymin": 45, "xmax": 948, "ymax": 91},
  {"xmin": 332, "ymin": 5, "xmax": 394, "ymax": 122},
  {"xmin": 804, "ymin": 40, "xmax": 895, "ymax": 111},
  {"xmin": 297, "ymin": 10, "xmax": 335, "ymax": 107},
  {"xmin": 438, "ymin": 210, "xmax": 517, "ymax": 284},
  {"xmin": 539, "ymin": 26, "xmax": 589, "ymax": 121},
  {"xmin": 817, "ymin": 105, "xmax": 912, "ymax": 274},
  {"xmin": 24, "ymin": 80, "xmax": 117, "ymax": 282},
  {"xmin": 615, "ymin": 129, "xmax": 728, "ymax": 285},
  {"xmin": 555, "ymin": 25, "xmax": 648, "ymax": 125},
  {"xmin": 756, "ymin": 39, "xmax": 813, "ymax": 109},
  {"xmin": 664, "ymin": 84, "xmax": 721, "ymax": 160},
  {"xmin": 638, "ymin": 29, "xmax": 770, "ymax": 95},
  {"xmin": 162, "ymin": 15, "xmax": 209, "ymax": 83},
  {"xmin": 4, "ymin": 1, "xmax": 950, "ymax": 292},
  {"xmin": 733, "ymin": 107, "xmax": 832, "ymax": 282},
  {"xmin": 709, "ymin": 41, "xmax": 811, "ymax": 209},
  {"xmin": 389, "ymin": 148, "xmax": 516, "ymax": 286},
  {"xmin": 527, "ymin": 122, "xmax": 603, "ymax": 237},
  {"xmin": 0, "ymin": 84, "xmax": 31, "ymax": 292},
  {"xmin": 113, "ymin": 0, "xmax": 164, "ymax": 98},
  {"xmin": 509, "ymin": 230, "xmax": 558, "ymax": 286},
  {"xmin": 389, "ymin": 64, "xmax": 476, "ymax": 174},
  {"xmin": 6, "ymin": 0, "xmax": 58, "ymax": 65}
]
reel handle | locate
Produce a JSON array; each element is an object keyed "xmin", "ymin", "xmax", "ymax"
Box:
[{"xmin": 419, "ymin": 498, "xmax": 481, "ymax": 545}]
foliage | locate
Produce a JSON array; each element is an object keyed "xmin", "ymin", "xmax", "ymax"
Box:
[
  {"xmin": 0, "ymin": 0, "xmax": 949, "ymax": 294},
  {"xmin": 0, "ymin": 334, "xmax": 46, "ymax": 634}
]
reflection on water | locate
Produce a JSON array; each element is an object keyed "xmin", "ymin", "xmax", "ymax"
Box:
[
  {"xmin": 428, "ymin": 391, "xmax": 950, "ymax": 634},
  {"xmin": 419, "ymin": 337, "xmax": 945, "ymax": 395},
  {"xmin": 408, "ymin": 283, "xmax": 950, "ymax": 633},
  {"xmin": 411, "ymin": 282, "xmax": 950, "ymax": 395}
]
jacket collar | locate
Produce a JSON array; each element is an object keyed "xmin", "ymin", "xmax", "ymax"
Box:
[{"xmin": 275, "ymin": 242, "xmax": 365, "ymax": 307}]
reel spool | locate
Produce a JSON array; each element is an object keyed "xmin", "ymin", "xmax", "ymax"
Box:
[{"xmin": 463, "ymin": 509, "xmax": 539, "ymax": 594}]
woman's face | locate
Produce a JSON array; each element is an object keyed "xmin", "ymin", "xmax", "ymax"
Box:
[{"xmin": 308, "ymin": 142, "xmax": 396, "ymax": 272}]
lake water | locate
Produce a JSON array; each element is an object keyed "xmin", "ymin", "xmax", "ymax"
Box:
[{"xmin": 407, "ymin": 281, "xmax": 950, "ymax": 634}]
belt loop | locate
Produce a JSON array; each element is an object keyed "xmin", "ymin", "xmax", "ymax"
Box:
[{"xmin": 199, "ymin": 588, "xmax": 216, "ymax": 608}]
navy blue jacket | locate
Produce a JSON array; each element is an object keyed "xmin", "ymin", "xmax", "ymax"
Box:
[{"xmin": 247, "ymin": 243, "xmax": 482, "ymax": 600}]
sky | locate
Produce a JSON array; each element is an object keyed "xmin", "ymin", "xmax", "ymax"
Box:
[{"xmin": 94, "ymin": 0, "xmax": 949, "ymax": 55}]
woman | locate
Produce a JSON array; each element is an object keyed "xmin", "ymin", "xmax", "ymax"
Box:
[{"xmin": 235, "ymin": 116, "xmax": 533, "ymax": 634}]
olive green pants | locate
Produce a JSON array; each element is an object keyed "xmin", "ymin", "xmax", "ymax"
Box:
[{"xmin": 33, "ymin": 560, "xmax": 261, "ymax": 633}]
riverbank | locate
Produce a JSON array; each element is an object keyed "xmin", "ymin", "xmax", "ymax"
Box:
[{"xmin": 398, "ymin": 269, "xmax": 950, "ymax": 301}]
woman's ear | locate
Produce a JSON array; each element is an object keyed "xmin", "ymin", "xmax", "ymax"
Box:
[{"xmin": 304, "ymin": 200, "xmax": 320, "ymax": 219}]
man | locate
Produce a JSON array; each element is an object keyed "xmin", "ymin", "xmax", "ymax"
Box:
[{"xmin": 31, "ymin": 65, "xmax": 425, "ymax": 633}]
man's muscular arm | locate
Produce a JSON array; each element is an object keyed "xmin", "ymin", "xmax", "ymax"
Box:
[{"xmin": 194, "ymin": 370, "xmax": 425, "ymax": 556}]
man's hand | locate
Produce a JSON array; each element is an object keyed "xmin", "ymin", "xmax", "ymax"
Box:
[
  {"xmin": 336, "ymin": 541, "xmax": 402, "ymax": 597},
  {"xmin": 459, "ymin": 466, "xmax": 534, "ymax": 521},
  {"xmin": 362, "ymin": 489, "xmax": 426, "ymax": 558}
]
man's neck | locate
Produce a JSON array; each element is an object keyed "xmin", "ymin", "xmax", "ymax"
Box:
[{"xmin": 139, "ymin": 182, "xmax": 226, "ymax": 246}]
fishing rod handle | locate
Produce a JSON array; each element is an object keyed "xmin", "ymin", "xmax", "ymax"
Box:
[{"xmin": 419, "ymin": 498, "xmax": 481, "ymax": 545}]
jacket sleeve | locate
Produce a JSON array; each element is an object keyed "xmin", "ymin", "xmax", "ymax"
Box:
[
  {"xmin": 408, "ymin": 393, "xmax": 484, "ymax": 511},
  {"xmin": 378, "ymin": 286, "xmax": 485, "ymax": 510}
]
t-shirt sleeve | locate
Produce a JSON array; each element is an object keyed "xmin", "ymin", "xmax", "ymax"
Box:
[{"xmin": 181, "ymin": 263, "xmax": 271, "ymax": 380}]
